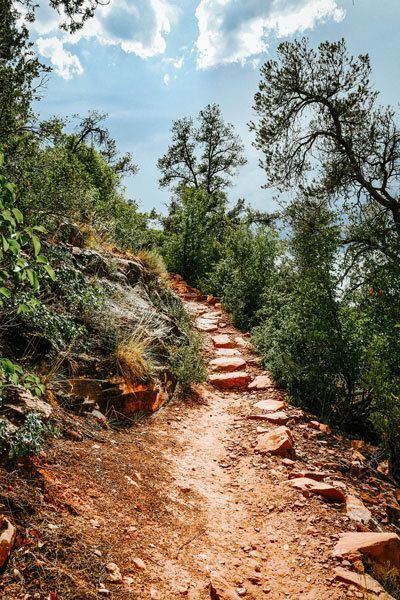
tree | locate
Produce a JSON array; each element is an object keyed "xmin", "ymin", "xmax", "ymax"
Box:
[
  {"xmin": 162, "ymin": 188, "xmax": 226, "ymax": 284},
  {"xmin": 158, "ymin": 104, "xmax": 247, "ymax": 195},
  {"xmin": 250, "ymin": 38, "xmax": 400, "ymax": 262}
]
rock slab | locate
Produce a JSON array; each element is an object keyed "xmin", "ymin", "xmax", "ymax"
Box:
[
  {"xmin": 333, "ymin": 532, "xmax": 400, "ymax": 575},
  {"xmin": 256, "ymin": 426, "xmax": 294, "ymax": 457},
  {"xmin": 209, "ymin": 372, "xmax": 251, "ymax": 389}
]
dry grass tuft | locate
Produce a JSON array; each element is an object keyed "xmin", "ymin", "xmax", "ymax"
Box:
[
  {"xmin": 115, "ymin": 336, "xmax": 153, "ymax": 386},
  {"xmin": 136, "ymin": 250, "xmax": 168, "ymax": 279}
]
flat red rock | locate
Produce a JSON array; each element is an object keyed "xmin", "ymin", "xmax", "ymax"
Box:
[
  {"xmin": 248, "ymin": 375, "xmax": 273, "ymax": 390},
  {"xmin": 209, "ymin": 357, "xmax": 246, "ymax": 372},
  {"xmin": 215, "ymin": 348, "xmax": 241, "ymax": 357},
  {"xmin": 333, "ymin": 532, "xmax": 400, "ymax": 574},
  {"xmin": 256, "ymin": 426, "xmax": 294, "ymax": 457},
  {"xmin": 288, "ymin": 471, "xmax": 327, "ymax": 482},
  {"xmin": 334, "ymin": 567, "xmax": 389, "ymax": 596},
  {"xmin": 196, "ymin": 320, "xmax": 219, "ymax": 332},
  {"xmin": 259, "ymin": 411, "xmax": 289, "ymax": 424},
  {"xmin": 346, "ymin": 495, "xmax": 372, "ymax": 526},
  {"xmin": 289, "ymin": 477, "xmax": 346, "ymax": 502},
  {"xmin": 253, "ymin": 399, "xmax": 285, "ymax": 412},
  {"xmin": 209, "ymin": 372, "xmax": 251, "ymax": 389},
  {"xmin": 211, "ymin": 334, "xmax": 235, "ymax": 349}
]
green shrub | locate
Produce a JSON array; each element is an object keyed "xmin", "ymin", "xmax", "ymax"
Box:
[{"xmin": 0, "ymin": 412, "xmax": 59, "ymax": 459}]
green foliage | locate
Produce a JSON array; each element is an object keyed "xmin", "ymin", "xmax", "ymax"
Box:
[
  {"xmin": 206, "ymin": 223, "xmax": 278, "ymax": 330},
  {"xmin": 0, "ymin": 412, "xmax": 59, "ymax": 459},
  {"xmin": 162, "ymin": 188, "xmax": 225, "ymax": 285},
  {"xmin": 0, "ymin": 359, "xmax": 45, "ymax": 399},
  {"xmin": 0, "ymin": 152, "xmax": 55, "ymax": 314},
  {"xmin": 168, "ymin": 328, "xmax": 206, "ymax": 395}
]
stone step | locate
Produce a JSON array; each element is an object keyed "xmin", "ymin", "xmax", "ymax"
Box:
[
  {"xmin": 209, "ymin": 371, "xmax": 251, "ymax": 389},
  {"xmin": 248, "ymin": 375, "xmax": 274, "ymax": 390},
  {"xmin": 215, "ymin": 348, "xmax": 242, "ymax": 357},
  {"xmin": 209, "ymin": 357, "xmax": 247, "ymax": 372},
  {"xmin": 211, "ymin": 334, "xmax": 235, "ymax": 349},
  {"xmin": 253, "ymin": 399, "xmax": 286, "ymax": 412}
]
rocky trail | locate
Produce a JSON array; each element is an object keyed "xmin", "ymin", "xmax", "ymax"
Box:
[{"xmin": 2, "ymin": 280, "xmax": 400, "ymax": 599}]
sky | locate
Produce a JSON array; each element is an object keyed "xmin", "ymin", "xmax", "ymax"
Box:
[{"xmin": 31, "ymin": 0, "xmax": 400, "ymax": 214}]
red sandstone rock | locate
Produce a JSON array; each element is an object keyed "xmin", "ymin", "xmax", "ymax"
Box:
[
  {"xmin": 346, "ymin": 495, "xmax": 372, "ymax": 526},
  {"xmin": 209, "ymin": 372, "xmax": 251, "ymax": 389},
  {"xmin": 248, "ymin": 375, "xmax": 273, "ymax": 390},
  {"xmin": 289, "ymin": 477, "xmax": 346, "ymax": 502},
  {"xmin": 334, "ymin": 567, "xmax": 392, "ymax": 596},
  {"xmin": 333, "ymin": 533, "xmax": 400, "ymax": 575},
  {"xmin": 196, "ymin": 319, "xmax": 219, "ymax": 332},
  {"xmin": 211, "ymin": 334, "xmax": 235, "ymax": 349},
  {"xmin": 253, "ymin": 399, "xmax": 286, "ymax": 412},
  {"xmin": 288, "ymin": 471, "xmax": 327, "ymax": 482},
  {"xmin": 258, "ymin": 411, "xmax": 289, "ymax": 425},
  {"xmin": 209, "ymin": 357, "xmax": 247, "ymax": 372},
  {"xmin": 256, "ymin": 426, "xmax": 294, "ymax": 457},
  {"xmin": 215, "ymin": 348, "xmax": 241, "ymax": 357},
  {"xmin": 210, "ymin": 572, "xmax": 241, "ymax": 600},
  {"xmin": 0, "ymin": 516, "xmax": 16, "ymax": 568}
]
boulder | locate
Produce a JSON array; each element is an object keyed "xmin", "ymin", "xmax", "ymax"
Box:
[
  {"xmin": 0, "ymin": 516, "xmax": 16, "ymax": 568},
  {"xmin": 289, "ymin": 477, "xmax": 346, "ymax": 503},
  {"xmin": 333, "ymin": 533, "xmax": 400, "ymax": 575},
  {"xmin": 248, "ymin": 375, "xmax": 273, "ymax": 390},
  {"xmin": 211, "ymin": 334, "xmax": 235, "ymax": 349},
  {"xmin": 209, "ymin": 372, "xmax": 251, "ymax": 390},
  {"xmin": 210, "ymin": 572, "xmax": 241, "ymax": 600},
  {"xmin": 346, "ymin": 495, "xmax": 372, "ymax": 526},
  {"xmin": 105, "ymin": 562, "xmax": 123, "ymax": 583},
  {"xmin": 253, "ymin": 399, "xmax": 286, "ymax": 412},
  {"xmin": 256, "ymin": 426, "xmax": 294, "ymax": 457},
  {"xmin": 209, "ymin": 357, "xmax": 247, "ymax": 372},
  {"xmin": 334, "ymin": 567, "xmax": 394, "ymax": 597}
]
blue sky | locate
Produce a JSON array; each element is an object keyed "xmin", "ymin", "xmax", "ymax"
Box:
[{"xmin": 32, "ymin": 0, "xmax": 400, "ymax": 214}]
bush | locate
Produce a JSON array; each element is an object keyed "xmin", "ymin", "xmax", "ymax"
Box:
[
  {"xmin": 168, "ymin": 329, "xmax": 206, "ymax": 394},
  {"xmin": 0, "ymin": 412, "xmax": 59, "ymax": 459}
]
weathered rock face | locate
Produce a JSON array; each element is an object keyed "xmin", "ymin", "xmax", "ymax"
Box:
[
  {"xmin": 69, "ymin": 376, "xmax": 173, "ymax": 417},
  {"xmin": 209, "ymin": 357, "xmax": 247, "ymax": 372},
  {"xmin": 211, "ymin": 334, "xmax": 235, "ymax": 349},
  {"xmin": 209, "ymin": 372, "xmax": 251, "ymax": 389},
  {"xmin": 289, "ymin": 477, "xmax": 346, "ymax": 503},
  {"xmin": 0, "ymin": 516, "xmax": 16, "ymax": 568},
  {"xmin": 3, "ymin": 386, "xmax": 53, "ymax": 421},
  {"xmin": 256, "ymin": 426, "xmax": 294, "ymax": 457},
  {"xmin": 333, "ymin": 532, "xmax": 400, "ymax": 576}
]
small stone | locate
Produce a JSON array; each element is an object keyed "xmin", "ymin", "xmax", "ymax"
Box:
[{"xmin": 133, "ymin": 557, "xmax": 146, "ymax": 571}]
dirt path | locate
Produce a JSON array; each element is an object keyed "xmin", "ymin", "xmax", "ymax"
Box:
[{"xmin": 8, "ymin": 292, "xmax": 398, "ymax": 599}]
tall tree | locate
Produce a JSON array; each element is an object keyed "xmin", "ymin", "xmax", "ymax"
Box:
[
  {"xmin": 158, "ymin": 104, "xmax": 247, "ymax": 195},
  {"xmin": 250, "ymin": 38, "xmax": 400, "ymax": 262}
]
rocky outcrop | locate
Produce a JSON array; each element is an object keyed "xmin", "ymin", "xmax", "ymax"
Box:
[{"xmin": 333, "ymin": 532, "xmax": 400, "ymax": 576}]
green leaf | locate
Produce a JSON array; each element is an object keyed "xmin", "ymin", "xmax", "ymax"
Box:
[
  {"xmin": 1, "ymin": 236, "xmax": 9, "ymax": 252},
  {"xmin": 36, "ymin": 255, "xmax": 48, "ymax": 264},
  {"xmin": 43, "ymin": 264, "xmax": 56, "ymax": 281},
  {"xmin": 17, "ymin": 303, "xmax": 31, "ymax": 314},
  {"xmin": 0, "ymin": 287, "xmax": 11, "ymax": 298},
  {"xmin": 12, "ymin": 207, "xmax": 23, "ymax": 224},
  {"xmin": 33, "ymin": 225, "xmax": 46, "ymax": 233},
  {"xmin": 31, "ymin": 235, "xmax": 41, "ymax": 257}
]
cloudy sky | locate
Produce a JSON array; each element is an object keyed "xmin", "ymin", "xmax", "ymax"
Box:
[{"xmin": 32, "ymin": 0, "xmax": 400, "ymax": 213}]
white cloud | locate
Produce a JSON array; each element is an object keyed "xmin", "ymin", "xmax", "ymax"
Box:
[
  {"xmin": 163, "ymin": 73, "xmax": 171, "ymax": 85},
  {"xmin": 195, "ymin": 0, "xmax": 346, "ymax": 69},
  {"xmin": 33, "ymin": 0, "xmax": 178, "ymax": 78},
  {"xmin": 36, "ymin": 37, "xmax": 83, "ymax": 79}
]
